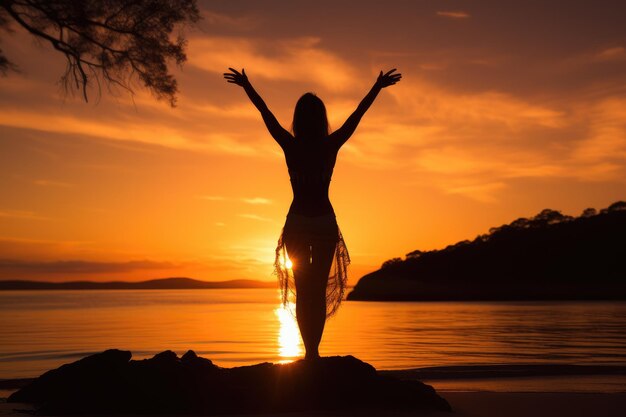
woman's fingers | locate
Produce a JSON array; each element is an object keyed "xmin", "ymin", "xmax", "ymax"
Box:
[
  {"xmin": 378, "ymin": 69, "xmax": 401, "ymax": 84},
  {"xmin": 224, "ymin": 71, "xmax": 243, "ymax": 81},
  {"xmin": 224, "ymin": 69, "xmax": 244, "ymax": 86},
  {"xmin": 224, "ymin": 68, "xmax": 248, "ymax": 87},
  {"xmin": 376, "ymin": 69, "xmax": 402, "ymax": 88}
]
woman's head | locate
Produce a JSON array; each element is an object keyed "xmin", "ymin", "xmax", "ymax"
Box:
[{"xmin": 292, "ymin": 93, "xmax": 329, "ymax": 140}]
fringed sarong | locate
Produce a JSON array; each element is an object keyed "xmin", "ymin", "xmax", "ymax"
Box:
[{"xmin": 273, "ymin": 212, "xmax": 350, "ymax": 318}]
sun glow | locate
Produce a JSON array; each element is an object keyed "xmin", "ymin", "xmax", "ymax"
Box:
[
  {"xmin": 278, "ymin": 252, "xmax": 294, "ymax": 270},
  {"xmin": 275, "ymin": 299, "xmax": 302, "ymax": 362}
]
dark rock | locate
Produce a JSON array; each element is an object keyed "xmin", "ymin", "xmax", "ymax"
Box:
[
  {"xmin": 181, "ymin": 349, "xmax": 197, "ymax": 362},
  {"xmin": 181, "ymin": 350, "xmax": 216, "ymax": 375},
  {"xmin": 8, "ymin": 349, "xmax": 132, "ymax": 413},
  {"xmin": 9, "ymin": 350, "xmax": 451, "ymax": 414},
  {"xmin": 181, "ymin": 349, "xmax": 215, "ymax": 368},
  {"xmin": 151, "ymin": 350, "xmax": 178, "ymax": 362}
]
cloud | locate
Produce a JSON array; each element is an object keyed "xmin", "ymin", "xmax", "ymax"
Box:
[
  {"xmin": 436, "ymin": 11, "xmax": 470, "ymax": 19},
  {"xmin": 342, "ymin": 78, "xmax": 569, "ymax": 177},
  {"xmin": 199, "ymin": 9, "xmax": 257, "ymax": 30},
  {"xmin": 188, "ymin": 36, "xmax": 356, "ymax": 90},
  {"xmin": 0, "ymin": 74, "xmax": 264, "ymax": 157},
  {"xmin": 0, "ymin": 108, "xmax": 192, "ymax": 149},
  {"xmin": 197, "ymin": 196, "xmax": 273, "ymax": 205},
  {"xmin": 388, "ymin": 80, "xmax": 567, "ymax": 128},
  {"xmin": 339, "ymin": 75, "xmax": 626, "ymax": 204},
  {"xmin": 595, "ymin": 46, "xmax": 625, "ymax": 62},
  {"xmin": 0, "ymin": 259, "xmax": 177, "ymax": 274},
  {"xmin": 444, "ymin": 181, "xmax": 507, "ymax": 203},
  {"xmin": 567, "ymin": 97, "xmax": 626, "ymax": 181},
  {"xmin": 33, "ymin": 179, "xmax": 74, "ymax": 188},
  {"xmin": 238, "ymin": 213, "xmax": 273, "ymax": 222},
  {"xmin": 197, "ymin": 195, "xmax": 227, "ymax": 201},
  {"xmin": 0, "ymin": 237, "xmax": 96, "ymax": 260},
  {"xmin": 0, "ymin": 210, "xmax": 50, "ymax": 221},
  {"xmin": 241, "ymin": 197, "xmax": 272, "ymax": 205}
]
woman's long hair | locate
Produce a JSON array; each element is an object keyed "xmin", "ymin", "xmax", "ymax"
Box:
[{"xmin": 291, "ymin": 93, "xmax": 330, "ymax": 140}]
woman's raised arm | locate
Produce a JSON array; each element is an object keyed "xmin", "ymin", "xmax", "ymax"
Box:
[
  {"xmin": 329, "ymin": 68, "xmax": 401, "ymax": 149},
  {"xmin": 224, "ymin": 68, "xmax": 293, "ymax": 148}
]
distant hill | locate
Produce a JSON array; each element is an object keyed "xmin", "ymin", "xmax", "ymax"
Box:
[
  {"xmin": 348, "ymin": 201, "xmax": 626, "ymax": 301},
  {"xmin": 0, "ymin": 277, "xmax": 276, "ymax": 290}
]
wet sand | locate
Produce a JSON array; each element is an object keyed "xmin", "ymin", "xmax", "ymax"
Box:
[{"xmin": 2, "ymin": 391, "xmax": 626, "ymax": 417}]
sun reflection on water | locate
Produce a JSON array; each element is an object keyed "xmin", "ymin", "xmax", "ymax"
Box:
[{"xmin": 275, "ymin": 299, "xmax": 302, "ymax": 363}]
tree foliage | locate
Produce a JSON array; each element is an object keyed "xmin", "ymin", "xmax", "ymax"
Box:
[
  {"xmin": 381, "ymin": 257, "xmax": 402, "ymax": 269},
  {"xmin": 0, "ymin": 0, "xmax": 200, "ymax": 105}
]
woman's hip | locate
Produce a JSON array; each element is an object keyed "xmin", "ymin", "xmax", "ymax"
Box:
[{"xmin": 282, "ymin": 212, "xmax": 339, "ymax": 243}]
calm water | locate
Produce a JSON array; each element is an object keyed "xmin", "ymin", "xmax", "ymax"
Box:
[{"xmin": 1, "ymin": 289, "xmax": 625, "ymax": 379}]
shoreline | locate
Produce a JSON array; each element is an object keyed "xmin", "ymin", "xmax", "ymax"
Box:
[{"xmin": 3, "ymin": 392, "xmax": 626, "ymax": 417}]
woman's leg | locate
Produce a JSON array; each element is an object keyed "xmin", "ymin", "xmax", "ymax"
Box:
[
  {"xmin": 302, "ymin": 241, "xmax": 336, "ymax": 358},
  {"xmin": 284, "ymin": 236, "xmax": 336, "ymax": 359}
]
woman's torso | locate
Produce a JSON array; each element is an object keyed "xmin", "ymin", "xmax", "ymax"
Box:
[{"xmin": 283, "ymin": 138, "xmax": 338, "ymax": 217}]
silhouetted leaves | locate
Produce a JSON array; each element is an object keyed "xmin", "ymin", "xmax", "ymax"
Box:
[
  {"xmin": 405, "ymin": 249, "xmax": 423, "ymax": 259},
  {"xmin": 581, "ymin": 207, "xmax": 597, "ymax": 218},
  {"xmin": 381, "ymin": 257, "xmax": 402, "ymax": 269},
  {"xmin": 608, "ymin": 201, "xmax": 626, "ymax": 212},
  {"xmin": 0, "ymin": 0, "xmax": 200, "ymax": 105}
]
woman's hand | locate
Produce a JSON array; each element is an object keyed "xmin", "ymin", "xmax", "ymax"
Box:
[
  {"xmin": 376, "ymin": 68, "xmax": 402, "ymax": 88},
  {"xmin": 223, "ymin": 67, "xmax": 250, "ymax": 87}
]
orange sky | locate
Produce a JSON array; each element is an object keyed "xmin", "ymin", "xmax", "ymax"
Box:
[{"xmin": 1, "ymin": 0, "xmax": 625, "ymax": 283}]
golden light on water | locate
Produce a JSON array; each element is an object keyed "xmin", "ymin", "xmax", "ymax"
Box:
[{"xmin": 275, "ymin": 300, "xmax": 302, "ymax": 362}]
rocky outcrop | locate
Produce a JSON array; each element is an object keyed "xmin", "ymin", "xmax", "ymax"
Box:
[{"xmin": 8, "ymin": 349, "xmax": 451, "ymax": 414}]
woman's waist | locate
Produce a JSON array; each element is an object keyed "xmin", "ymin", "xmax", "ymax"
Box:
[
  {"xmin": 288, "ymin": 170, "xmax": 333, "ymax": 184},
  {"xmin": 286, "ymin": 210, "xmax": 336, "ymax": 221},
  {"xmin": 289, "ymin": 182, "xmax": 331, "ymax": 195},
  {"xmin": 288, "ymin": 199, "xmax": 334, "ymax": 217}
]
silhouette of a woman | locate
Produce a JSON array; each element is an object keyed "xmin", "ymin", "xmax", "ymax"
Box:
[{"xmin": 224, "ymin": 68, "xmax": 402, "ymax": 359}]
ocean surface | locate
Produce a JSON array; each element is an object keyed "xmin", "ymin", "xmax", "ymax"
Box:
[{"xmin": 1, "ymin": 289, "xmax": 626, "ymax": 384}]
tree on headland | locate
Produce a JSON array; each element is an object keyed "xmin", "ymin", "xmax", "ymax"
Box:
[
  {"xmin": 381, "ymin": 257, "xmax": 402, "ymax": 269},
  {"xmin": 606, "ymin": 201, "xmax": 626, "ymax": 213},
  {"xmin": 0, "ymin": 0, "xmax": 200, "ymax": 106},
  {"xmin": 581, "ymin": 207, "xmax": 597, "ymax": 218},
  {"xmin": 405, "ymin": 249, "xmax": 423, "ymax": 259}
]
